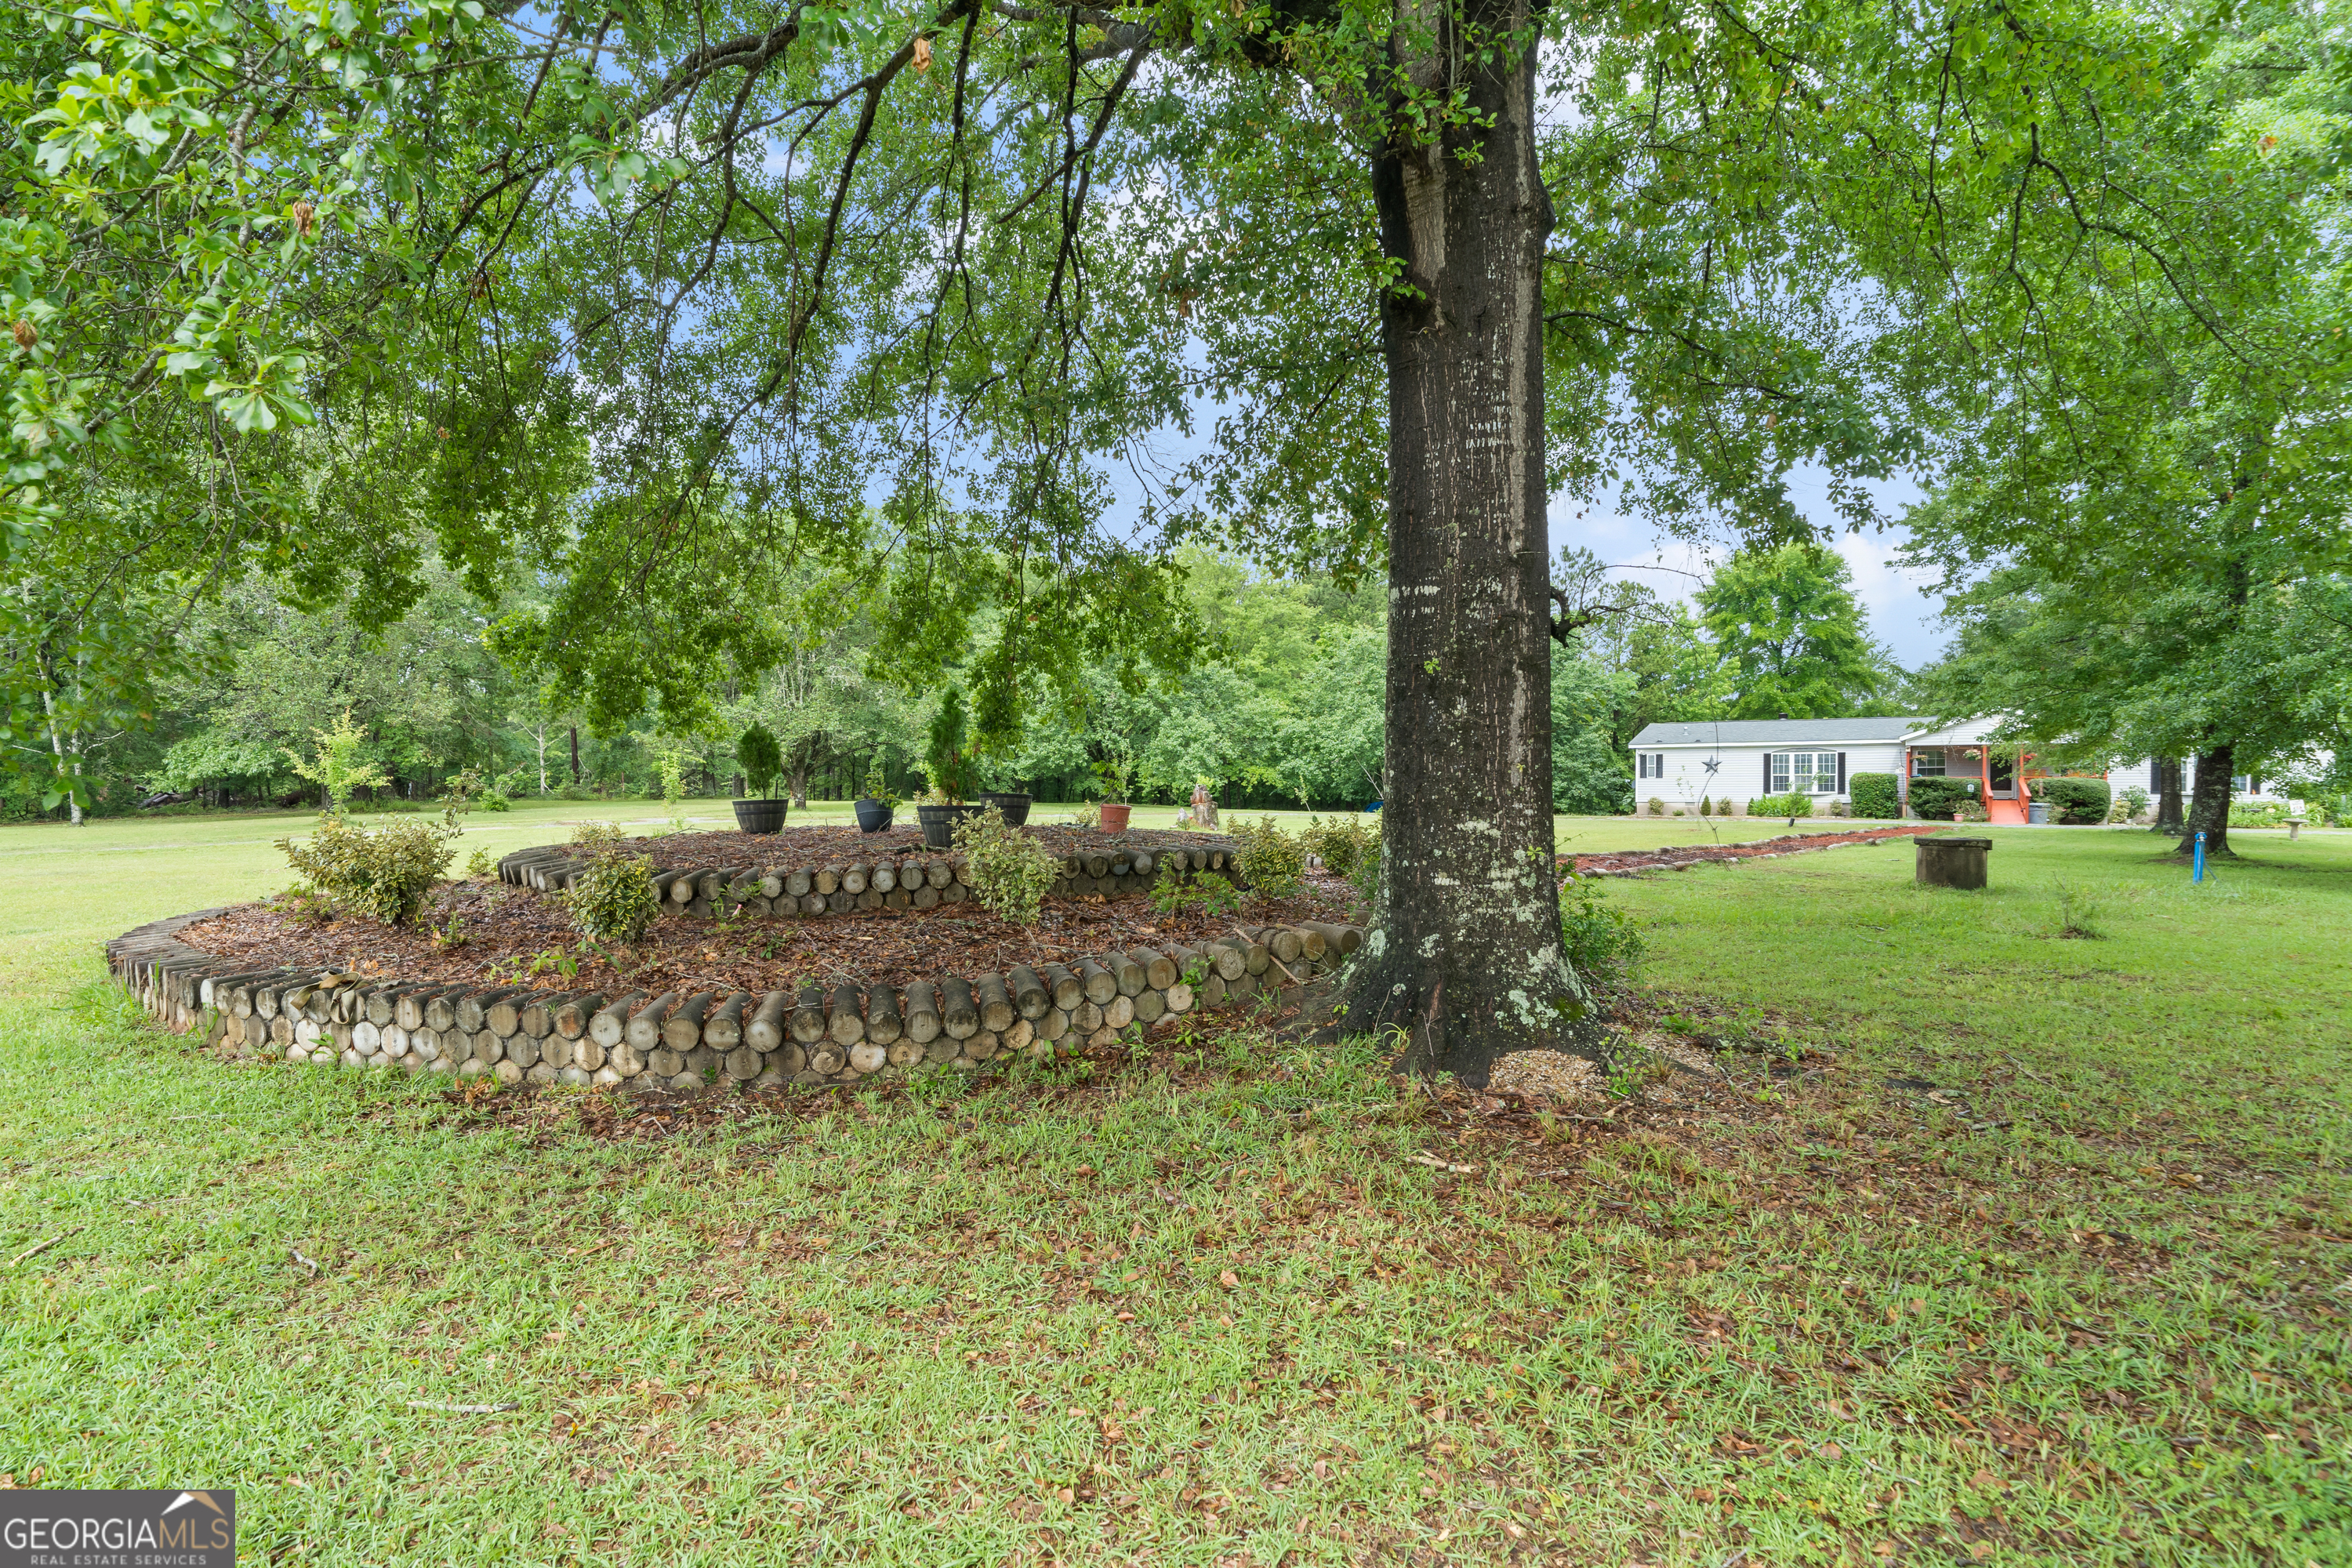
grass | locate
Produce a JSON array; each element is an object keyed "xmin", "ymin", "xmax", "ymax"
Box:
[{"xmin": 2, "ymin": 813, "xmax": 2347, "ymax": 1564}]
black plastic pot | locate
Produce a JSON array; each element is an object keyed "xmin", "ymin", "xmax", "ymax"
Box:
[
  {"xmin": 855, "ymin": 798, "xmax": 895, "ymax": 834},
  {"xmin": 916, "ymin": 802, "xmax": 984, "ymax": 849},
  {"xmin": 732, "ymin": 797, "xmax": 788, "ymax": 834},
  {"xmin": 977, "ymin": 790, "xmax": 1033, "ymax": 826}
]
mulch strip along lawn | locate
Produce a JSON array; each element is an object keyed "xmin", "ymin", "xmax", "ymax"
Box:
[
  {"xmin": 573, "ymin": 822, "xmax": 1240, "ymax": 876},
  {"xmin": 175, "ymin": 876, "xmax": 1360, "ymax": 996},
  {"xmin": 1570, "ymin": 823, "xmax": 1949, "ymax": 877}
]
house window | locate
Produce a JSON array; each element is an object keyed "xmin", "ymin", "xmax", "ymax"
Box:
[
  {"xmin": 1769, "ymin": 753, "xmax": 1839, "ymax": 794},
  {"xmin": 1638, "ymin": 753, "xmax": 1667, "ymax": 779},
  {"xmin": 1911, "ymin": 749, "xmax": 1945, "ymax": 778}
]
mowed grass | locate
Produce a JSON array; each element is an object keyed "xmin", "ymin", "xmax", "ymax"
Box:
[{"xmin": 0, "ymin": 810, "xmax": 2346, "ymax": 1565}]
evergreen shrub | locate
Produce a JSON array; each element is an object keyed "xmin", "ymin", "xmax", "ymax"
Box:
[
  {"xmin": 1847, "ymin": 772, "xmax": 1900, "ymax": 819},
  {"xmin": 1232, "ymin": 816, "xmax": 1308, "ymax": 897},
  {"xmin": 277, "ymin": 815, "xmax": 455, "ymax": 926},
  {"xmin": 953, "ymin": 805, "xmax": 1059, "ymax": 925},
  {"xmin": 561, "ymin": 821, "xmax": 660, "ymax": 945},
  {"xmin": 2034, "ymin": 777, "xmax": 2111, "ymax": 825},
  {"xmin": 1906, "ymin": 777, "xmax": 1979, "ymax": 820}
]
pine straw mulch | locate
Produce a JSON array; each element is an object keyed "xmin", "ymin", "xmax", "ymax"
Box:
[
  {"xmin": 174, "ymin": 874, "xmax": 1360, "ymax": 999},
  {"xmin": 562, "ymin": 822, "xmax": 1238, "ymax": 875}
]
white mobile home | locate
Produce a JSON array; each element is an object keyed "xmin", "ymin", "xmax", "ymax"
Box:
[{"xmin": 1627, "ymin": 717, "xmax": 1921, "ymax": 811}]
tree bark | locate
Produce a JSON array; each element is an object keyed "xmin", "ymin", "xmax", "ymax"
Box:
[
  {"xmin": 2181, "ymin": 743, "xmax": 2234, "ymax": 857},
  {"xmin": 789, "ymin": 759, "xmax": 810, "ymax": 811},
  {"xmin": 569, "ymin": 724, "xmax": 582, "ymax": 785},
  {"xmin": 2153, "ymin": 757, "xmax": 2184, "ymax": 834},
  {"xmin": 1338, "ymin": 5, "xmax": 1581, "ymax": 1087}
]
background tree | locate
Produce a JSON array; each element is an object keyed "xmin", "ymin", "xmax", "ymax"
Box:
[{"xmin": 1695, "ymin": 543, "xmax": 1896, "ymax": 720}]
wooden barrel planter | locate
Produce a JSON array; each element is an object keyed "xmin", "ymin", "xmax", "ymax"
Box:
[
  {"xmin": 732, "ymin": 798, "xmax": 789, "ymax": 834},
  {"xmin": 978, "ymin": 791, "xmax": 1032, "ymax": 826},
  {"xmin": 854, "ymin": 798, "xmax": 895, "ymax": 833},
  {"xmin": 916, "ymin": 803, "xmax": 984, "ymax": 849},
  {"xmin": 1915, "ymin": 835, "xmax": 1991, "ymax": 890}
]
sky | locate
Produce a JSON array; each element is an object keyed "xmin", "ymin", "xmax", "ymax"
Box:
[{"xmin": 1548, "ymin": 466, "xmax": 1953, "ymax": 672}]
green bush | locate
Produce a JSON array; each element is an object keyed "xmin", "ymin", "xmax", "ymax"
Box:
[
  {"xmin": 1750, "ymin": 792, "xmax": 1813, "ymax": 820},
  {"xmin": 2034, "ymin": 777, "xmax": 2110, "ymax": 825},
  {"xmin": 953, "ymin": 805, "xmax": 1059, "ymax": 924},
  {"xmin": 739, "ymin": 721, "xmax": 783, "ymax": 799},
  {"xmin": 276, "ymin": 815, "xmax": 456, "ymax": 926},
  {"xmin": 561, "ymin": 823, "xmax": 660, "ymax": 945},
  {"xmin": 555, "ymin": 782, "xmax": 594, "ymax": 800},
  {"xmin": 2110, "ymin": 786, "xmax": 2151, "ymax": 823},
  {"xmin": 1905, "ymin": 776, "xmax": 1979, "ymax": 820},
  {"xmin": 1848, "ymin": 772, "xmax": 1900, "ymax": 819},
  {"xmin": 1561, "ymin": 875, "xmax": 1642, "ymax": 990},
  {"xmin": 2228, "ymin": 799, "xmax": 2290, "ymax": 828},
  {"xmin": 1299, "ymin": 815, "xmax": 1378, "ymax": 880},
  {"xmin": 1232, "ymin": 815, "xmax": 1308, "ymax": 898}
]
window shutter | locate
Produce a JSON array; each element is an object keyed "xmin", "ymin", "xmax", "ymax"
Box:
[
  {"xmin": 1837, "ymin": 752, "xmax": 1848, "ymax": 792},
  {"xmin": 2151, "ymin": 760, "xmax": 2162, "ymax": 791},
  {"xmin": 1763, "ymin": 753, "xmax": 1774, "ymax": 792}
]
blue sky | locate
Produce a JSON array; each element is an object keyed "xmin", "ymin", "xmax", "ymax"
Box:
[{"xmin": 1548, "ymin": 466, "xmax": 1952, "ymax": 671}]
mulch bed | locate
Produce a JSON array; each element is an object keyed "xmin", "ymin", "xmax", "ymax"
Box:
[
  {"xmin": 587, "ymin": 822, "xmax": 1235, "ymax": 875},
  {"xmin": 1566, "ymin": 823, "xmax": 1949, "ymax": 877},
  {"xmin": 176, "ymin": 875, "xmax": 1359, "ymax": 1000}
]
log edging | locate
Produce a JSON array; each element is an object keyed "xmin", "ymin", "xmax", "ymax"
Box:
[
  {"xmin": 498, "ymin": 833, "xmax": 1250, "ymax": 920},
  {"xmin": 104, "ymin": 910, "xmax": 1365, "ymax": 1094}
]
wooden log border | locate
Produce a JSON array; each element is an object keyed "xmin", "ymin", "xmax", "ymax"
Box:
[
  {"xmin": 498, "ymin": 834, "xmax": 1251, "ymax": 920},
  {"xmin": 104, "ymin": 910, "xmax": 1366, "ymax": 1093}
]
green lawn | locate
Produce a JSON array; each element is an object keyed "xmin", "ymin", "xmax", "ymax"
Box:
[{"xmin": 2, "ymin": 811, "xmax": 2345, "ymax": 1564}]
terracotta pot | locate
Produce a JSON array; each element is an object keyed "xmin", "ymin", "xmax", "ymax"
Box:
[{"xmin": 1098, "ymin": 803, "xmax": 1131, "ymax": 833}]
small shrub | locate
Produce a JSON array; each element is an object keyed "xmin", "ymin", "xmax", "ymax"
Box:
[
  {"xmin": 556, "ymin": 782, "xmax": 594, "ymax": 801},
  {"xmin": 571, "ymin": 819, "xmax": 626, "ymax": 851},
  {"xmin": 1905, "ymin": 776, "xmax": 1979, "ymax": 821},
  {"xmin": 1954, "ymin": 797, "xmax": 1990, "ymax": 823},
  {"xmin": 561, "ymin": 835, "xmax": 661, "ymax": 946},
  {"xmin": 479, "ymin": 789, "xmax": 513, "ymax": 811},
  {"xmin": 276, "ymin": 814, "xmax": 456, "ymax": 926},
  {"xmin": 1150, "ymin": 862, "xmax": 1242, "ymax": 919},
  {"xmin": 1299, "ymin": 815, "xmax": 1378, "ymax": 880},
  {"xmin": 2052, "ymin": 878, "xmax": 2107, "ymax": 938},
  {"xmin": 860, "ymin": 758, "xmax": 901, "ymax": 808},
  {"xmin": 1754, "ymin": 791, "xmax": 1813, "ymax": 821},
  {"xmin": 2227, "ymin": 798, "xmax": 2290, "ymax": 829},
  {"xmin": 1847, "ymin": 772, "xmax": 1900, "ymax": 819},
  {"xmin": 2035, "ymin": 777, "xmax": 2110, "ymax": 825},
  {"xmin": 464, "ymin": 846, "xmax": 495, "ymax": 879},
  {"xmin": 1646, "ymin": 797, "xmax": 1664, "ymax": 817},
  {"xmin": 954, "ymin": 805, "xmax": 1059, "ymax": 925},
  {"xmin": 1068, "ymin": 801, "xmax": 1100, "ymax": 829},
  {"xmin": 1561, "ymin": 875, "xmax": 1643, "ymax": 989},
  {"xmin": 2109, "ymin": 786, "xmax": 2151, "ymax": 823},
  {"xmin": 1232, "ymin": 816, "xmax": 1307, "ymax": 898},
  {"xmin": 739, "ymin": 721, "xmax": 784, "ymax": 799}
]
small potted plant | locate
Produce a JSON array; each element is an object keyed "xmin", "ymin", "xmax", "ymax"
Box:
[
  {"xmin": 855, "ymin": 757, "xmax": 899, "ymax": 834},
  {"xmin": 1091, "ymin": 754, "xmax": 1132, "ymax": 834},
  {"xmin": 916, "ymin": 688, "xmax": 985, "ymax": 849},
  {"xmin": 732, "ymin": 721, "xmax": 787, "ymax": 833}
]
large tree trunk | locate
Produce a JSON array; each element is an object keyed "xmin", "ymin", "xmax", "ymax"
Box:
[
  {"xmin": 2152, "ymin": 757, "xmax": 2183, "ymax": 834},
  {"xmin": 1341, "ymin": 7, "xmax": 1581, "ymax": 1087},
  {"xmin": 789, "ymin": 760, "xmax": 810, "ymax": 811},
  {"xmin": 568, "ymin": 724, "xmax": 582, "ymax": 786},
  {"xmin": 2181, "ymin": 743, "xmax": 2234, "ymax": 857}
]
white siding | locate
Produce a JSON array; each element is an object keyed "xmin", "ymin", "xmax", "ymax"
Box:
[{"xmin": 1629, "ymin": 742, "xmax": 1904, "ymax": 807}]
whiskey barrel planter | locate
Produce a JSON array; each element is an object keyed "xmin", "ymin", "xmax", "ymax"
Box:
[
  {"xmin": 732, "ymin": 798, "xmax": 789, "ymax": 834},
  {"xmin": 854, "ymin": 799, "xmax": 895, "ymax": 833},
  {"xmin": 916, "ymin": 803, "xmax": 984, "ymax": 849},
  {"xmin": 978, "ymin": 791, "xmax": 1033, "ymax": 826},
  {"xmin": 1915, "ymin": 835, "xmax": 1992, "ymax": 891}
]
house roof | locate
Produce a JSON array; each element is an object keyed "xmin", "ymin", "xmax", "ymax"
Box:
[{"xmin": 1631, "ymin": 717, "xmax": 1927, "ymax": 748}]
